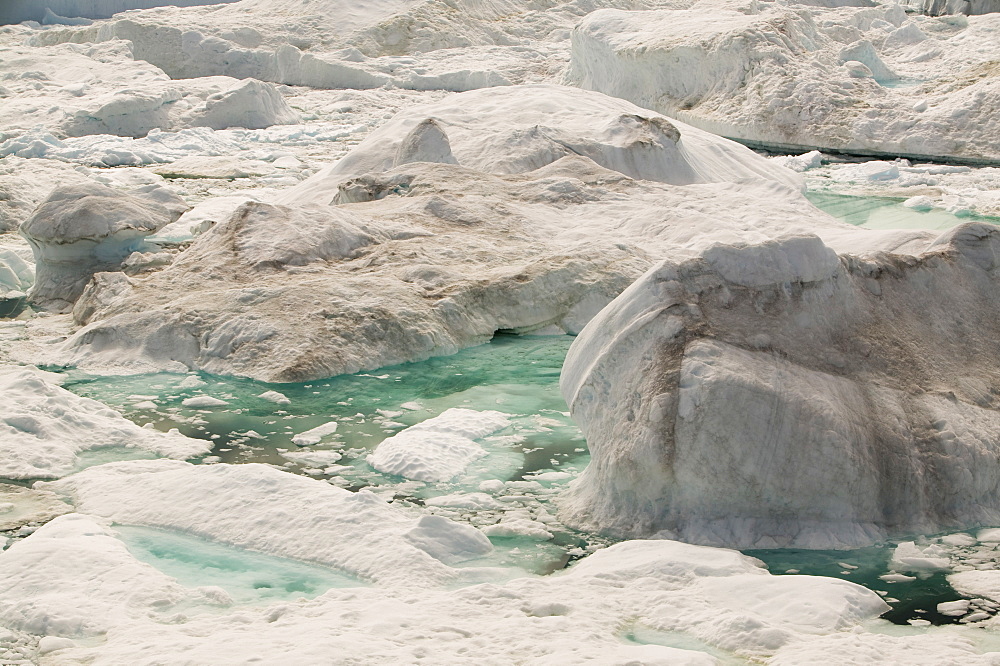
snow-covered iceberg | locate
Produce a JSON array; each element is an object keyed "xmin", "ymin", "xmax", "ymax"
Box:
[
  {"xmin": 42, "ymin": 85, "xmax": 861, "ymax": 381},
  {"xmin": 20, "ymin": 181, "xmax": 186, "ymax": 309}
]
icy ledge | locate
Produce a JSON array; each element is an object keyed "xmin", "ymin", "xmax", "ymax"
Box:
[{"xmin": 560, "ymin": 222, "xmax": 1000, "ymax": 549}]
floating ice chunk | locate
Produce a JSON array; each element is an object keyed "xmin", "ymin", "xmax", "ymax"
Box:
[
  {"xmin": 403, "ymin": 515, "xmax": 493, "ymax": 565},
  {"xmin": 176, "ymin": 374, "xmax": 207, "ymax": 388},
  {"xmin": 481, "ymin": 517, "xmax": 553, "ymax": 540},
  {"xmin": 891, "ymin": 542, "xmax": 952, "ymax": 575},
  {"xmin": 279, "ymin": 449, "xmax": 342, "ymax": 466},
  {"xmin": 0, "ymin": 366, "xmax": 210, "ymax": 479},
  {"xmin": 880, "ymin": 573, "xmax": 917, "ymax": 583},
  {"xmin": 770, "ymin": 150, "xmax": 823, "ymax": 173},
  {"xmin": 370, "ymin": 431, "xmax": 486, "ymax": 482},
  {"xmin": 292, "ymin": 421, "xmax": 339, "ymax": 446},
  {"xmin": 132, "ymin": 401, "xmax": 158, "ymax": 410},
  {"xmin": 258, "ymin": 390, "xmax": 291, "ymax": 405},
  {"xmin": 401, "ymin": 401, "xmax": 422, "ymax": 410},
  {"xmin": 181, "ymin": 395, "xmax": 229, "ymax": 408},
  {"xmin": 479, "ymin": 479, "xmax": 505, "ymax": 493},
  {"xmin": 424, "ymin": 493, "xmax": 503, "ymax": 510},
  {"xmin": 369, "ymin": 408, "xmax": 509, "ymax": 482},
  {"xmin": 978, "ymin": 528, "xmax": 1000, "ymax": 543},
  {"xmin": 940, "ymin": 533, "xmax": 977, "ymax": 547},
  {"xmin": 937, "ymin": 600, "xmax": 970, "ymax": 616},
  {"xmin": 404, "ymin": 408, "xmax": 510, "ymax": 439},
  {"xmin": 903, "ymin": 195, "xmax": 935, "ymax": 211}
]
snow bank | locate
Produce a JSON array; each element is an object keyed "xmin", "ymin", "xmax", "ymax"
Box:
[
  {"xmin": 560, "ymin": 223, "xmax": 1000, "ymax": 548},
  {"xmin": 369, "ymin": 408, "xmax": 509, "ymax": 481},
  {"xmin": 568, "ymin": 6, "xmax": 1000, "ymax": 163},
  {"xmin": 20, "ymin": 181, "xmax": 186, "ymax": 310},
  {"xmin": 0, "ymin": 366, "xmax": 210, "ymax": 479},
  {"xmin": 0, "ymin": 0, "xmax": 237, "ymax": 25},
  {"xmin": 39, "ymin": 460, "xmax": 495, "ymax": 586},
  {"xmin": 8, "ymin": 533, "xmax": 920, "ymax": 664}
]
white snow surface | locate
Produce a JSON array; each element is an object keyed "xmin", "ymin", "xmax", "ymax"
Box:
[
  {"xmin": 0, "ymin": 41, "xmax": 298, "ymax": 139},
  {"xmin": 38, "ymin": 460, "xmax": 496, "ymax": 587},
  {"xmin": 0, "ymin": 366, "xmax": 210, "ymax": 479}
]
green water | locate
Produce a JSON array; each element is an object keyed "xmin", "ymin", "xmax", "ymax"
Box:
[
  {"xmin": 117, "ymin": 525, "xmax": 365, "ymax": 605},
  {"xmin": 59, "ymin": 334, "xmax": 595, "ymax": 576},
  {"xmin": 807, "ymin": 191, "xmax": 1000, "ymax": 231},
  {"xmin": 746, "ymin": 544, "xmax": 967, "ymax": 626}
]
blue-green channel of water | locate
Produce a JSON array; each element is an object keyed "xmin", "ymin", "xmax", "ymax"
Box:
[{"xmin": 807, "ymin": 191, "xmax": 1000, "ymax": 231}]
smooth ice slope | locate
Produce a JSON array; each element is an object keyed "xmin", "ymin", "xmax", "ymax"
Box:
[
  {"xmin": 0, "ymin": 366, "xmax": 209, "ymax": 479},
  {"xmin": 568, "ymin": 5, "xmax": 1000, "ymax": 163},
  {"xmin": 561, "ymin": 223, "xmax": 1000, "ymax": 549}
]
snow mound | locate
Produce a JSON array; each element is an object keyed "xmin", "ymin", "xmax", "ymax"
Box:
[
  {"xmin": 283, "ymin": 83, "xmax": 803, "ymax": 205},
  {"xmin": 0, "ymin": 43, "xmax": 297, "ymax": 139},
  {"xmin": 0, "ymin": 366, "xmax": 210, "ymax": 479},
  {"xmin": 560, "ymin": 223, "xmax": 1000, "ymax": 548},
  {"xmin": 0, "ymin": 514, "xmax": 195, "ymax": 637}
]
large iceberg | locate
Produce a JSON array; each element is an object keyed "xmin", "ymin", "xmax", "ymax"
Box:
[
  {"xmin": 560, "ymin": 223, "xmax": 1000, "ymax": 549},
  {"xmin": 568, "ymin": 4, "xmax": 1000, "ymax": 163}
]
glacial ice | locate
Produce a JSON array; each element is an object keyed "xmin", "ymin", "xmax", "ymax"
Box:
[
  {"xmin": 3, "ymin": 0, "xmax": 1000, "ymax": 661},
  {"xmin": 560, "ymin": 223, "xmax": 1000, "ymax": 548},
  {"xmin": 43, "ymin": 85, "xmax": 858, "ymax": 381}
]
